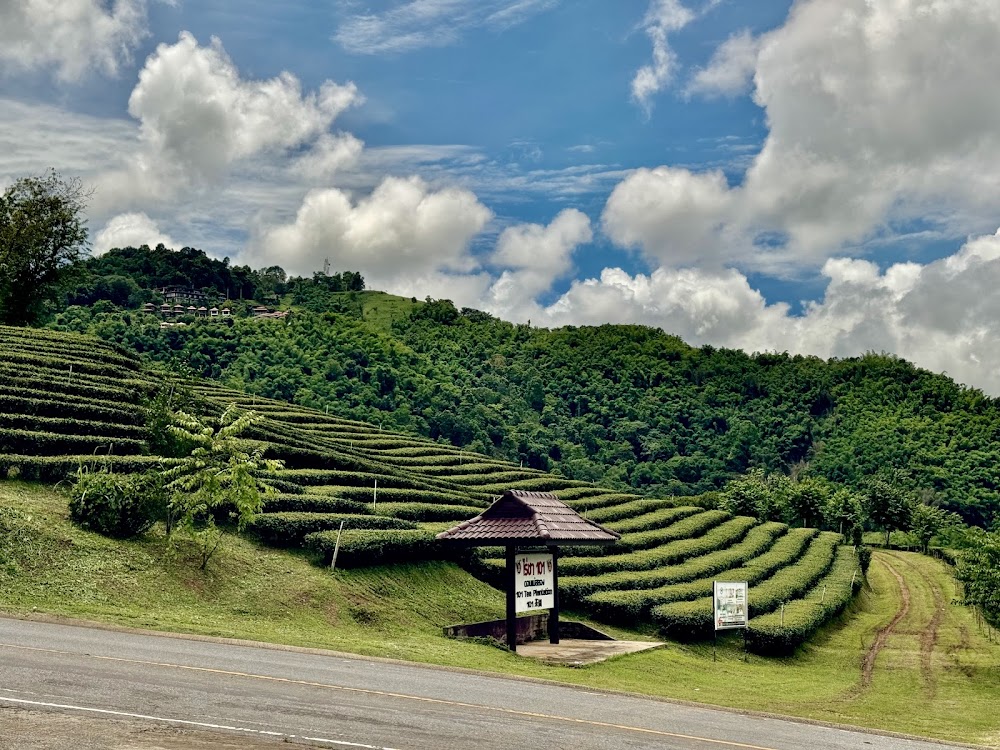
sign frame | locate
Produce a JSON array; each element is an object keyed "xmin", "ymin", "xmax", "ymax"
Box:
[
  {"xmin": 514, "ymin": 552, "xmax": 555, "ymax": 613},
  {"xmin": 713, "ymin": 580, "xmax": 748, "ymax": 631}
]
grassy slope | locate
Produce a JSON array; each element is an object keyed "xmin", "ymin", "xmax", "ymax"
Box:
[{"xmin": 2, "ymin": 481, "xmax": 999, "ymax": 746}]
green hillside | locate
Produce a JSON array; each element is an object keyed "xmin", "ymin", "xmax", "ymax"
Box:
[
  {"xmin": 52, "ymin": 286, "xmax": 1000, "ymax": 528},
  {"xmin": 0, "ymin": 324, "xmax": 862, "ymax": 654}
]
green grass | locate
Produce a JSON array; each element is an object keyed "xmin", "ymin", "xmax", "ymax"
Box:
[{"xmin": 3, "ymin": 480, "xmax": 1000, "ymax": 746}]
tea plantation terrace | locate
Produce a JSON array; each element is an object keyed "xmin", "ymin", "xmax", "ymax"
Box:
[{"xmin": 0, "ymin": 325, "xmax": 862, "ymax": 655}]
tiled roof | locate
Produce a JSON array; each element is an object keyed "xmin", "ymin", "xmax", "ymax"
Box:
[{"xmin": 437, "ymin": 490, "xmax": 620, "ymax": 546}]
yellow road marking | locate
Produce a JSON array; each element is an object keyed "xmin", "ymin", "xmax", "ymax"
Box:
[{"xmin": 1, "ymin": 642, "xmax": 779, "ymax": 750}]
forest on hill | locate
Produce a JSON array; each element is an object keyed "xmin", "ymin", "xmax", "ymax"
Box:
[{"xmin": 42, "ymin": 245, "xmax": 1000, "ymax": 529}]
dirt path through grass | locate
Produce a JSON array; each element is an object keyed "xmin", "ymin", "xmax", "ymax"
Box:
[
  {"xmin": 861, "ymin": 557, "xmax": 910, "ymax": 688},
  {"xmin": 885, "ymin": 551, "xmax": 947, "ymax": 697}
]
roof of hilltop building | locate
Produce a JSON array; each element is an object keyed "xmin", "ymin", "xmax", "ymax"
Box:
[{"xmin": 437, "ymin": 490, "xmax": 620, "ymax": 547}]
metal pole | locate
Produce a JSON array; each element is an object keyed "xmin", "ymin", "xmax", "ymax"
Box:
[
  {"xmin": 506, "ymin": 545, "xmax": 517, "ymax": 653},
  {"xmin": 373, "ymin": 479, "xmax": 377, "ymax": 512},
  {"xmin": 330, "ymin": 521, "xmax": 345, "ymax": 571},
  {"xmin": 549, "ymin": 547, "xmax": 560, "ymax": 645}
]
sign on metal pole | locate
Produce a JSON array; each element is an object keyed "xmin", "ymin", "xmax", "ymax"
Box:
[
  {"xmin": 713, "ymin": 580, "xmax": 748, "ymax": 630},
  {"xmin": 514, "ymin": 552, "xmax": 554, "ymax": 613}
]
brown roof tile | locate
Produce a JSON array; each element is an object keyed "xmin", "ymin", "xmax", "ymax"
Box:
[{"xmin": 437, "ymin": 490, "xmax": 620, "ymax": 546}]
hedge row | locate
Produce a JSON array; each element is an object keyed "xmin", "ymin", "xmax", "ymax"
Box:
[
  {"xmin": 265, "ymin": 468, "xmax": 436, "ymax": 491},
  {"xmin": 445, "ymin": 470, "xmax": 550, "ymax": 486},
  {"xmin": 557, "ymin": 512, "xmax": 737, "ymax": 574},
  {"xmin": 0, "ymin": 339, "xmax": 140, "ymax": 372},
  {"xmin": 302, "ymin": 485, "xmax": 481, "ymax": 507},
  {"xmin": 582, "ymin": 524, "xmax": 793, "ymax": 620},
  {"xmin": 744, "ymin": 546, "xmax": 862, "ymax": 655},
  {"xmin": 562, "ymin": 493, "xmax": 643, "ymax": 512},
  {"xmin": 407, "ymin": 462, "xmax": 532, "ymax": 478},
  {"xmin": 305, "ymin": 529, "xmax": 443, "ymax": 567},
  {"xmin": 0, "ymin": 371, "xmax": 140, "ymax": 405},
  {"xmin": 0, "ymin": 359, "xmax": 152, "ymax": 393},
  {"xmin": 0, "ymin": 454, "xmax": 166, "ymax": 482},
  {"xmin": 0, "ymin": 328, "xmax": 139, "ymax": 368},
  {"xmin": 0, "ymin": 413, "xmax": 146, "ymax": 440},
  {"xmin": 0, "ymin": 428, "xmax": 146, "ymax": 456},
  {"xmin": 568, "ymin": 509, "xmax": 732, "ymax": 560},
  {"xmin": 260, "ymin": 478, "xmax": 305, "ymax": 495},
  {"xmin": 0, "ymin": 393, "xmax": 144, "ymax": 425},
  {"xmin": 250, "ymin": 512, "xmax": 416, "ymax": 546},
  {"xmin": 1, "ymin": 383, "xmax": 144, "ymax": 414},
  {"xmin": 651, "ymin": 531, "xmax": 840, "ymax": 640},
  {"xmin": 606, "ymin": 511, "xmax": 743, "ymax": 555},
  {"xmin": 262, "ymin": 494, "xmax": 368, "ymax": 514},
  {"xmin": 0, "ymin": 349, "xmax": 138, "ymax": 378},
  {"xmin": 603, "ymin": 506, "xmax": 702, "ymax": 534},
  {"xmin": 473, "ymin": 477, "xmax": 590, "ymax": 494},
  {"xmin": 366, "ymin": 446, "xmax": 463, "ymax": 458},
  {"xmin": 379, "ymin": 454, "xmax": 501, "ymax": 468},
  {"xmin": 583, "ymin": 498, "xmax": 683, "ymax": 523},
  {"xmin": 560, "ymin": 522, "xmax": 788, "ymax": 602},
  {"xmin": 553, "ymin": 486, "xmax": 624, "ymax": 502},
  {"xmin": 372, "ymin": 502, "xmax": 482, "ymax": 522}
]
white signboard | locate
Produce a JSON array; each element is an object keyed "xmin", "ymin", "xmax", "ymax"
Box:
[
  {"xmin": 713, "ymin": 581, "xmax": 748, "ymax": 630},
  {"xmin": 515, "ymin": 553, "xmax": 555, "ymax": 613}
]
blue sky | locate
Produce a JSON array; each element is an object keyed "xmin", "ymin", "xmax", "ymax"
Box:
[{"xmin": 4, "ymin": 1, "xmax": 1000, "ymax": 393}]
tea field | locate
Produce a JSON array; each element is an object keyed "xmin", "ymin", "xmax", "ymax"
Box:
[{"xmin": 0, "ymin": 324, "xmax": 862, "ymax": 654}]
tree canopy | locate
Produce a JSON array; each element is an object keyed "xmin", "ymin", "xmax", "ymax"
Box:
[{"xmin": 0, "ymin": 170, "xmax": 89, "ymax": 325}]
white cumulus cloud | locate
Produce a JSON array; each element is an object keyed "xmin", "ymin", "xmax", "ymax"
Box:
[
  {"xmin": 0, "ymin": 0, "xmax": 149, "ymax": 81},
  {"xmin": 686, "ymin": 29, "xmax": 760, "ymax": 98},
  {"xmin": 93, "ymin": 212, "xmax": 175, "ymax": 255},
  {"xmin": 249, "ymin": 175, "xmax": 493, "ymax": 287},
  {"xmin": 484, "ymin": 208, "xmax": 592, "ymax": 316},
  {"xmin": 512, "ymin": 228, "xmax": 1000, "ymax": 394},
  {"xmin": 97, "ymin": 32, "xmax": 361, "ymax": 209},
  {"xmin": 611, "ymin": 0, "xmax": 1000, "ymax": 273}
]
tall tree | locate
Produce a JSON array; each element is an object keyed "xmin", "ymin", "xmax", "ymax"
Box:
[
  {"xmin": 0, "ymin": 170, "xmax": 89, "ymax": 324},
  {"xmin": 863, "ymin": 476, "xmax": 914, "ymax": 547}
]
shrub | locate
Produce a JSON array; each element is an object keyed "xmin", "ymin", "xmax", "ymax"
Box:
[
  {"xmin": 68, "ymin": 467, "xmax": 163, "ymax": 538},
  {"xmin": 250, "ymin": 512, "xmax": 416, "ymax": 546},
  {"xmin": 651, "ymin": 532, "xmax": 839, "ymax": 640},
  {"xmin": 373, "ymin": 502, "xmax": 483, "ymax": 522},
  {"xmin": 305, "ymin": 529, "xmax": 442, "ymax": 567},
  {"xmin": 561, "ymin": 522, "xmax": 787, "ymax": 603},
  {"xmin": 604, "ymin": 506, "xmax": 701, "ymax": 534},
  {"xmin": 560, "ymin": 511, "xmax": 733, "ymax": 567},
  {"xmin": 262, "ymin": 495, "xmax": 368, "ymax": 514},
  {"xmin": 857, "ymin": 544, "xmax": 872, "ymax": 575},
  {"xmin": 0, "ymin": 427, "xmax": 146, "ymax": 456},
  {"xmin": 744, "ymin": 546, "xmax": 862, "ymax": 655},
  {"xmin": 0, "ymin": 454, "xmax": 165, "ymax": 482}
]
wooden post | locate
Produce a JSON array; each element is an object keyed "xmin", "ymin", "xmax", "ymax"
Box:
[
  {"xmin": 330, "ymin": 521, "xmax": 345, "ymax": 571},
  {"xmin": 549, "ymin": 547, "xmax": 560, "ymax": 644},
  {"xmin": 505, "ymin": 545, "xmax": 517, "ymax": 653}
]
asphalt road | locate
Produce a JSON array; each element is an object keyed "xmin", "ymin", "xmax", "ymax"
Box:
[{"xmin": 0, "ymin": 617, "xmax": 963, "ymax": 750}]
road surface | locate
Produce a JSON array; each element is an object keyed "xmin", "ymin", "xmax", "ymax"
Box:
[{"xmin": 0, "ymin": 617, "xmax": 964, "ymax": 750}]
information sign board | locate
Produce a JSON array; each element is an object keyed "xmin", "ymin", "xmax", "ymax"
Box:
[
  {"xmin": 713, "ymin": 580, "xmax": 748, "ymax": 630},
  {"xmin": 514, "ymin": 552, "xmax": 554, "ymax": 613}
]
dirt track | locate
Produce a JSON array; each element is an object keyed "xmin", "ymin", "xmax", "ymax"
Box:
[{"xmin": 860, "ymin": 557, "xmax": 910, "ymax": 688}]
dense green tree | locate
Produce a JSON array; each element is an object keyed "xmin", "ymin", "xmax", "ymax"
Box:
[
  {"xmin": 956, "ymin": 530, "xmax": 1000, "ymax": 626},
  {"xmin": 823, "ymin": 487, "xmax": 863, "ymax": 539},
  {"xmin": 863, "ymin": 476, "xmax": 915, "ymax": 547},
  {"xmin": 0, "ymin": 170, "xmax": 89, "ymax": 324}
]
